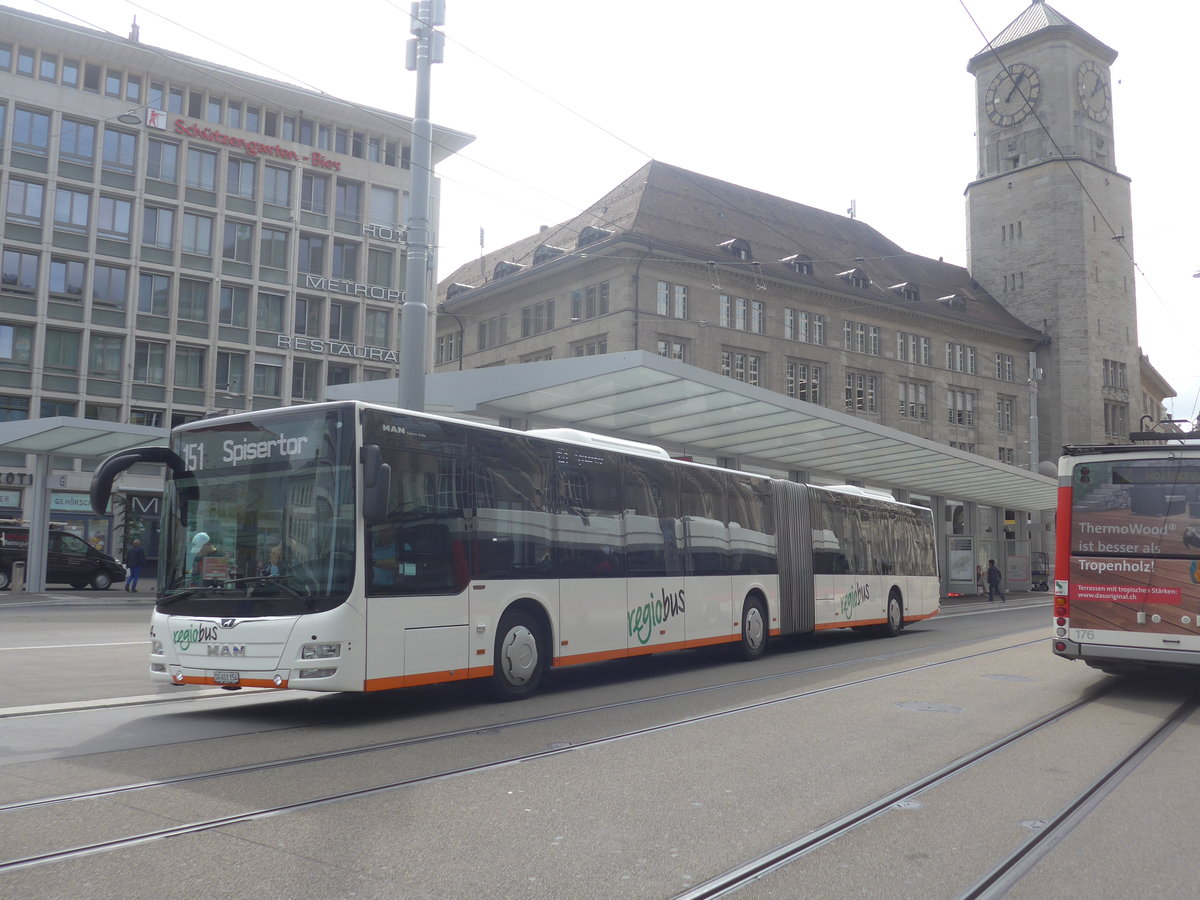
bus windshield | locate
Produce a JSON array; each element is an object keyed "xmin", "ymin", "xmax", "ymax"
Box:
[{"xmin": 158, "ymin": 406, "xmax": 356, "ymax": 616}]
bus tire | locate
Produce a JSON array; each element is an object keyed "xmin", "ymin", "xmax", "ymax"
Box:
[
  {"xmin": 877, "ymin": 590, "xmax": 903, "ymax": 637},
  {"xmin": 736, "ymin": 595, "xmax": 768, "ymax": 661},
  {"xmin": 490, "ymin": 608, "xmax": 546, "ymax": 701}
]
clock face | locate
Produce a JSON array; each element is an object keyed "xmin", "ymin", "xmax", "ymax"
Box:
[
  {"xmin": 1077, "ymin": 60, "xmax": 1110, "ymax": 122},
  {"xmin": 985, "ymin": 63, "xmax": 1040, "ymax": 127}
]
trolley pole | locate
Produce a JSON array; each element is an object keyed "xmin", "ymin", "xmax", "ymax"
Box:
[{"xmin": 398, "ymin": 0, "xmax": 445, "ymax": 412}]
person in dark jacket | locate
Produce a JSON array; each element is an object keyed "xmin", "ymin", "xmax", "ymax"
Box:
[
  {"xmin": 125, "ymin": 539, "xmax": 147, "ymax": 592},
  {"xmin": 986, "ymin": 559, "xmax": 1006, "ymax": 603}
]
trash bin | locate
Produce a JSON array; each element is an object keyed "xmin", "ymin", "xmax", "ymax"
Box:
[{"xmin": 11, "ymin": 560, "xmax": 26, "ymax": 593}]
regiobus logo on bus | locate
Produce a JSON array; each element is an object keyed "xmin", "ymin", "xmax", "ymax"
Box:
[{"xmin": 839, "ymin": 583, "xmax": 870, "ymax": 618}]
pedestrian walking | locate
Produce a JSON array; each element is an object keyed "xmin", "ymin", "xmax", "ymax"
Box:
[
  {"xmin": 125, "ymin": 539, "xmax": 146, "ymax": 592},
  {"xmin": 986, "ymin": 558, "xmax": 1006, "ymax": 603}
]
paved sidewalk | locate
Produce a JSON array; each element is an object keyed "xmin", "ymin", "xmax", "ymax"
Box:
[{"xmin": 0, "ymin": 582, "xmax": 159, "ymax": 607}]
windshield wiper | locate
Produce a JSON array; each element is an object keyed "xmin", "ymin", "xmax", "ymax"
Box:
[
  {"xmin": 220, "ymin": 575, "xmax": 310, "ymax": 601},
  {"xmin": 158, "ymin": 587, "xmax": 211, "ymax": 606}
]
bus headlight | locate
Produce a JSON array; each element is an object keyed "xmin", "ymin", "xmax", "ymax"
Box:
[
  {"xmin": 298, "ymin": 668, "xmax": 337, "ymax": 679},
  {"xmin": 301, "ymin": 642, "xmax": 341, "ymax": 660},
  {"xmin": 151, "ymin": 640, "xmax": 164, "ymax": 655}
]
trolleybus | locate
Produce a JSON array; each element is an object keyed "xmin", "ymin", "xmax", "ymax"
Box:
[
  {"xmin": 1054, "ymin": 436, "xmax": 1200, "ymax": 672},
  {"xmin": 90, "ymin": 401, "xmax": 939, "ymax": 699}
]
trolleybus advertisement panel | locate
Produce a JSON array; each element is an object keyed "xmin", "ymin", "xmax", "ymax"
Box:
[{"xmin": 1068, "ymin": 459, "xmax": 1200, "ymax": 634}]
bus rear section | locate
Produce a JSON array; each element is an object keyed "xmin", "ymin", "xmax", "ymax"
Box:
[{"xmin": 1053, "ymin": 446, "xmax": 1200, "ymax": 671}]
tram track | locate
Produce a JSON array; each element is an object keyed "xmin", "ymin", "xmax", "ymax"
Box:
[
  {"xmin": 0, "ymin": 635, "xmax": 1044, "ymax": 874},
  {"xmin": 670, "ymin": 686, "xmax": 1200, "ymax": 899}
]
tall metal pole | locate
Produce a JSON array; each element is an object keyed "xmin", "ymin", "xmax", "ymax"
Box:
[
  {"xmin": 1028, "ymin": 350, "xmax": 1040, "ymax": 471},
  {"xmin": 398, "ymin": 0, "xmax": 445, "ymax": 411}
]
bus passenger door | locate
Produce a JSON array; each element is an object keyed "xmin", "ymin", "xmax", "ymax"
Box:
[{"xmin": 623, "ymin": 458, "xmax": 687, "ymax": 654}]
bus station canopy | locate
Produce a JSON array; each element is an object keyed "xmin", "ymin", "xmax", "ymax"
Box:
[
  {"xmin": 330, "ymin": 351, "xmax": 1057, "ymax": 511},
  {"xmin": 0, "ymin": 417, "xmax": 168, "ymax": 458}
]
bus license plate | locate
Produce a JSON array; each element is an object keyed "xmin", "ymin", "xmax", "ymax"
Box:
[{"xmin": 214, "ymin": 671, "xmax": 240, "ymax": 685}]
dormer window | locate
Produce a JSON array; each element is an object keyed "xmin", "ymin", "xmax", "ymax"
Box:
[
  {"xmin": 719, "ymin": 238, "xmax": 752, "ymax": 261},
  {"xmin": 838, "ymin": 267, "xmax": 870, "ymax": 290},
  {"xmin": 890, "ymin": 282, "xmax": 920, "ymax": 301},
  {"xmin": 937, "ymin": 293, "xmax": 967, "ymax": 310},
  {"xmin": 781, "ymin": 254, "xmax": 814, "ymax": 277},
  {"xmin": 576, "ymin": 225, "xmax": 612, "ymax": 248},
  {"xmin": 445, "ymin": 282, "xmax": 475, "ymax": 300},
  {"xmin": 532, "ymin": 243, "xmax": 567, "ymax": 265},
  {"xmin": 493, "ymin": 261, "xmax": 525, "ymax": 280}
]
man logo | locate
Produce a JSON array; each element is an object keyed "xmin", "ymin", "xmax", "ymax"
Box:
[{"xmin": 221, "ymin": 618, "xmax": 238, "ymax": 628}]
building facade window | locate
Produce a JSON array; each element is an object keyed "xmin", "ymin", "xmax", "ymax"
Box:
[
  {"xmin": 54, "ymin": 188, "xmax": 90, "ymax": 232},
  {"xmin": 783, "ymin": 308, "xmax": 825, "ymax": 344},
  {"xmin": 332, "ymin": 241, "xmax": 359, "ymax": 280},
  {"xmin": 227, "ymin": 158, "xmax": 256, "ymax": 200},
  {"xmin": 97, "ymin": 196, "xmax": 132, "ymax": 239},
  {"xmin": 898, "ymin": 381, "xmax": 928, "ymax": 420},
  {"xmin": 0, "ymin": 324, "xmax": 33, "ymax": 366},
  {"xmin": 301, "ymin": 173, "xmax": 328, "ymax": 214},
  {"xmin": 996, "ymin": 396, "xmax": 1015, "ymax": 432},
  {"xmin": 572, "ymin": 338, "xmax": 607, "ymax": 357},
  {"xmin": 142, "ymin": 206, "xmax": 175, "ymax": 249},
  {"xmin": 657, "ymin": 339, "xmax": 685, "ymax": 361},
  {"xmin": 947, "ymin": 389, "xmax": 976, "ymax": 426},
  {"xmin": 182, "ymin": 212, "xmax": 214, "ymax": 255},
  {"xmin": 436, "ymin": 332, "xmax": 458, "ymax": 364},
  {"xmin": 844, "ymin": 371, "xmax": 878, "ymax": 413},
  {"xmin": 1, "ymin": 249, "xmax": 39, "ymax": 292},
  {"xmin": 1103, "ymin": 359, "xmax": 1127, "ymax": 389},
  {"xmin": 570, "ymin": 282, "xmax": 609, "ymax": 320},
  {"xmin": 257, "ymin": 292, "xmax": 285, "ymax": 333},
  {"xmin": 49, "ymin": 257, "xmax": 85, "ymax": 299},
  {"xmin": 133, "ymin": 340, "xmax": 167, "ymax": 383},
  {"xmin": 844, "ymin": 320, "xmax": 881, "ymax": 355},
  {"xmin": 59, "ymin": 118, "xmax": 96, "ymax": 162},
  {"xmin": 263, "ymin": 165, "xmax": 291, "ymax": 207},
  {"xmin": 260, "ymin": 227, "xmax": 289, "ymax": 271},
  {"xmin": 329, "ymin": 301, "xmax": 355, "ymax": 341},
  {"xmin": 995, "ymin": 353, "xmax": 1015, "ymax": 381},
  {"xmin": 13, "ymin": 107, "xmax": 50, "ymax": 154},
  {"xmin": 43, "ymin": 329, "xmax": 80, "ymax": 372},
  {"xmin": 786, "ymin": 361, "xmax": 821, "ymax": 403},
  {"xmin": 1104, "ymin": 401, "xmax": 1128, "ymax": 438},
  {"xmin": 721, "ymin": 350, "xmax": 762, "ymax": 385},
  {"xmin": 219, "ymin": 285, "xmax": 250, "ymax": 327},
  {"xmin": 520, "ymin": 299, "xmax": 555, "ymax": 337},
  {"xmin": 174, "ymin": 346, "xmax": 205, "ymax": 388},
  {"xmin": 997, "ymin": 447, "xmax": 1015, "ymax": 465},
  {"xmin": 101, "ymin": 129, "xmax": 136, "ymax": 173},
  {"xmin": 298, "ymin": 234, "xmax": 326, "ymax": 274},
  {"xmin": 254, "ymin": 357, "xmax": 283, "ymax": 397},
  {"xmin": 147, "ymin": 139, "xmax": 178, "ymax": 183},
  {"xmin": 295, "ymin": 296, "xmax": 322, "ymax": 336},
  {"xmin": 292, "ymin": 359, "xmax": 320, "ymax": 400},
  {"xmin": 897, "ymin": 332, "xmax": 931, "ymax": 365},
  {"xmin": 185, "ymin": 147, "xmax": 217, "ymax": 190},
  {"xmin": 5, "ymin": 179, "xmax": 44, "ymax": 223},
  {"xmin": 478, "ymin": 314, "xmax": 507, "ymax": 351},
  {"xmin": 656, "ymin": 281, "xmax": 688, "ymax": 319},
  {"xmin": 365, "ymin": 308, "xmax": 391, "ymax": 346},
  {"xmin": 92, "ymin": 264, "xmax": 127, "ymax": 308},
  {"xmin": 946, "ymin": 342, "xmax": 978, "ymax": 374},
  {"xmin": 138, "ymin": 272, "xmax": 171, "ymax": 316},
  {"xmin": 335, "ymin": 179, "xmax": 362, "ymax": 222},
  {"xmin": 178, "ymin": 278, "xmax": 208, "ymax": 321},
  {"xmin": 222, "ymin": 220, "xmax": 253, "ymax": 262},
  {"xmin": 88, "ymin": 334, "xmax": 122, "ymax": 378}
]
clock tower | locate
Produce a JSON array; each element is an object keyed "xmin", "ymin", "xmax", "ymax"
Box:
[{"xmin": 966, "ymin": 1, "xmax": 1141, "ymax": 460}]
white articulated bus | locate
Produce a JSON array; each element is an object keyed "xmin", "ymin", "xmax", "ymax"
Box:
[
  {"xmin": 91, "ymin": 401, "xmax": 939, "ymax": 700},
  {"xmin": 1053, "ymin": 438, "xmax": 1200, "ymax": 672}
]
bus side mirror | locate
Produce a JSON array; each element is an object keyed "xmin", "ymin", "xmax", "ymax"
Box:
[{"xmin": 361, "ymin": 445, "xmax": 391, "ymax": 524}]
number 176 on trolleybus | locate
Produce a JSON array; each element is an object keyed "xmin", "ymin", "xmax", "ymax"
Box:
[{"xmin": 91, "ymin": 401, "xmax": 940, "ymax": 700}]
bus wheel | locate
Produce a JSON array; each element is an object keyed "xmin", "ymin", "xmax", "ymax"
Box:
[
  {"xmin": 491, "ymin": 609, "xmax": 546, "ymax": 701},
  {"xmin": 877, "ymin": 590, "xmax": 903, "ymax": 637},
  {"xmin": 736, "ymin": 596, "xmax": 768, "ymax": 661}
]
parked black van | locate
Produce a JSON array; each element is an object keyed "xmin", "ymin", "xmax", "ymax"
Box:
[{"xmin": 0, "ymin": 526, "xmax": 126, "ymax": 590}]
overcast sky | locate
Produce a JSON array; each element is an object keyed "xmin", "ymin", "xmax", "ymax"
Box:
[{"xmin": 9, "ymin": 0, "xmax": 1200, "ymax": 420}]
